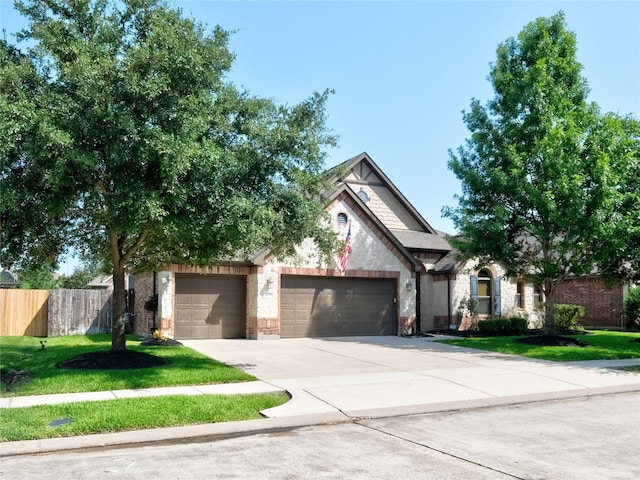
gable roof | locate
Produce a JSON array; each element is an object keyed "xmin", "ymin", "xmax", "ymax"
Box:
[
  {"xmin": 390, "ymin": 229, "xmax": 451, "ymax": 251},
  {"xmin": 326, "ymin": 185, "xmax": 425, "ymax": 273},
  {"xmin": 252, "ymin": 152, "xmax": 452, "ymax": 266},
  {"xmin": 430, "ymin": 250, "xmax": 459, "ymax": 273},
  {"xmin": 331, "ymin": 152, "xmax": 452, "ymax": 253}
]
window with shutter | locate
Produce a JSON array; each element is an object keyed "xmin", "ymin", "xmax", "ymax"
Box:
[
  {"xmin": 494, "ymin": 277, "xmax": 501, "ymax": 317},
  {"xmin": 477, "ymin": 270, "xmax": 492, "ymax": 315}
]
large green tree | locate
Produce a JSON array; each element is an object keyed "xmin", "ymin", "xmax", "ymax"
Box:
[
  {"xmin": 444, "ymin": 12, "xmax": 640, "ymax": 335},
  {"xmin": 1, "ymin": 0, "xmax": 338, "ymax": 350}
]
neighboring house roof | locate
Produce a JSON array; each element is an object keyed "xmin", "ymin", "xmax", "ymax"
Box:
[
  {"xmin": 85, "ymin": 275, "xmax": 113, "ymax": 289},
  {"xmin": 0, "ymin": 269, "xmax": 20, "ymax": 287}
]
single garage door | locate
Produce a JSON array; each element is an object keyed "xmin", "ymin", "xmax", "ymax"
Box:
[
  {"xmin": 280, "ymin": 276, "xmax": 397, "ymax": 338},
  {"xmin": 175, "ymin": 274, "xmax": 246, "ymax": 339}
]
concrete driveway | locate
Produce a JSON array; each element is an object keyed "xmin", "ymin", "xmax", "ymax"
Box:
[{"xmin": 183, "ymin": 335, "xmax": 640, "ymax": 420}]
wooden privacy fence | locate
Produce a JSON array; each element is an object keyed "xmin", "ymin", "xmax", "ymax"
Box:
[
  {"xmin": 0, "ymin": 289, "xmax": 112, "ymax": 337},
  {"xmin": 0, "ymin": 289, "xmax": 49, "ymax": 336},
  {"xmin": 48, "ymin": 289, "xmax": 112, "ymax": 336}
]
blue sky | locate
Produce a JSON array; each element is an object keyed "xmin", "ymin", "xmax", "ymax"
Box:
[{"xmin": 1, "ymin": 0, "xmax": 639, "ymax": 273}]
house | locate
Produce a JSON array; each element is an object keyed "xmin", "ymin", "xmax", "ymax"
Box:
[
  {"xmin": 427, "ymin": 250, "xmax": 545, "ymax": 330},
  {"xmin": 85, "ymin": 275, "xmax": 114, "ymax": 290},
  {"xmin": 131, "ymin": 152, "xmax": 625, "ymax": 339},
  {"xmin": 0, "ymin": 269, "xmax": 20, "ymax": 289},
  {"xmin": 426, "ymin": 245, "xmax": 630, "ymax": 330},
  {"xmin": 133, "ymin": 152, "xmax": 447, "ymax": 339}
]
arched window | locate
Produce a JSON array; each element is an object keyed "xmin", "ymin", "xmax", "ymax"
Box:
[
  {"xmin": 477, "ymin": 269, "xmax": 492, "ymax": 315},
  {"xmin": 470, "ymin": 269, "xmax": 502, "ymax": 316}
]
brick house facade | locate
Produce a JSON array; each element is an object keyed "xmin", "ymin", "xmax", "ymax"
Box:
[
  {"xmin": 555, "ymin": 277, "xmax": 625, "ymax": 329},
  {"xmin": 130, "ymin": 153, "xmax": 630, "ymax": 339}
]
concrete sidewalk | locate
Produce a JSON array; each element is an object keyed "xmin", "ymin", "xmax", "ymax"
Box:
[
  {"xmin": 184, "ymin": 336, "xmax": 640, "ymax": 419},
  {"xmin": 2, "ymin": 335, "xmax": 639, "ymax": 457},
  {"xmin": 0, "ymin": 380, "xmax": 284, "ymax": 409}
]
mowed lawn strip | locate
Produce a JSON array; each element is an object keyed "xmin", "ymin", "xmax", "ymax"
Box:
[
  {"xmin": 0, "ymin": 393, "xmax": 290, "ymax": 441},
  {"xmin": 0, "ymin": 335, "xmax": 256, "ymax": 397},
  {"xmin": 437, "ymin": 330, "xmax": 640, "ymax": 361}
]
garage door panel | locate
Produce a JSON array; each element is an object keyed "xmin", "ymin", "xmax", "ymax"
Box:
[
  {"xmin": 175, "ymin": 274, "xmax": 246, "ymax": 339},
  {"xmin": 280, "ymin": 276, "xmax": 397, "ymax": 338}
]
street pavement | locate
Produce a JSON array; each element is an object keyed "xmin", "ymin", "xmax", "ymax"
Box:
[
  {"xmin": 2, "ymin": 392, "xmax": 639, "ymax": 479},
  {"xmin": 1, "ymin": 335, "xmax": 639, "ymax": 457}
]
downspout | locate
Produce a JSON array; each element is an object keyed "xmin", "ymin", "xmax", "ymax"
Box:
[
  {"xmin": 152, "ymin": 271, "xmax": 157, "ymax": 332},
  {"xmin": 447, "ymin": 273, "xmax": 452, "ymax": 329},
  {"xmin": 415, "ymin": 271, "xmax": 421, "ymax": 333}
]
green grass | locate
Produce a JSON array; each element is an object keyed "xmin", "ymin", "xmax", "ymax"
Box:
[
  {"xmin": 437, "ymin": 330, "xmax": 640, "ymax": 361},
  {"xmin": 0, "ymin": 393, "xmax": 289, "ymax": 441},
  {"xmin": 0, "ymin": 335, "xmax": 256, "ymax": 397},
  {"xmin": 0, "ymin": 334, "xmax": 290, "ymax": 442}
]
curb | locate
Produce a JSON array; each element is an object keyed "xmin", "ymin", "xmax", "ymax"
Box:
[
  {"xmin": 0, "ymin": 412, "xmax": 349, "ymax": 458},
  {"xmin": 2, "ymin": 383, "xmax": 638, "ymax": 458}
]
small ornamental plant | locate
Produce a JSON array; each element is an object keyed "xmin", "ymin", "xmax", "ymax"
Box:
[
  {"xmin": 152, "ymin": 330, "xmax": 168, "ymax": 343},
  {"xmin": 141, "ymin": 330, "xmax": 183, "ymax": 347}
]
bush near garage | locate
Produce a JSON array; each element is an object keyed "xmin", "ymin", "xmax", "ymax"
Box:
[
  {"xmin": 477, "ymin": 317, "xmax": 529, "ymax": 335},
  {"xmin": 554, "ymin": 304, "xmax": 586, "ymax": 330},
  {"xmin": 509, "ymin": 317, "xmax": 529, "ymax": 334}
]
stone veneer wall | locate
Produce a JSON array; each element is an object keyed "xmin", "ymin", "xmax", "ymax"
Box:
[
  {"xmin": 424, "ymin": 261, "xmax": 543, "ymax": 331},
  {"xmin": 251, "ymin": 194, "xmax": 417, "ymax": 338}
]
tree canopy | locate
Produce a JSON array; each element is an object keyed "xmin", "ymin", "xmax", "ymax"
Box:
[
  {"xmin": 444, "ymin": 12, "xmax": 640, "ymax": 334},
  {"xmin": 0, "ymin": 0, "xmax": 339, "ymax": 350}
]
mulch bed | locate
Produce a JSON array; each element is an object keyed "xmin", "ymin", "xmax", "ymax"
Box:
[
  {"xmin": 57, "ymin": 350, "xmax": 168, "ymax": 370},
  {"xmin": 430, "ymin": 329, "xmax": 592, "ymax": 347},
  {"xmin": 140, "ymin": 338, "xmax": 183, "ymax": 347},
  {"xmin": 0, "ymin": 369, "xmax": 33, "ymax": 392}
]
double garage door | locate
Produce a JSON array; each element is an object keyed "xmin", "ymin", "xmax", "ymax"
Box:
[
  {"xmin": 174, "ymin": 274, "xmax": 398, "ymax": 339},
  {"xmin": 175, "ymin": 274, "xmax": 246, "ymax": 339},
  {"xmin": 280, "ymin": 276, "xmax": 397, "ymax": 338}
]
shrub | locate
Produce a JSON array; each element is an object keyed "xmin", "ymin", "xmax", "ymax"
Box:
[
  {"xmin": 624, "ymin": 287, "xmax": 640, "ymax": 329},
  {"xmin": 478, "ymin": 319, "xmax": 497, "ymax": 334},
  {"xmin": 495, "ymin": 318, "xmax": 511, "ymax": 334},
  {"xmin": 554, "ymin": 304, "xmax": 585, "ymax": 330},
  {"xmin": 478, "ymin": 317, "xmax": 529, "ymax": 335},
  {"xmin": 509, "ymin": 317, "xmax": 529, "ymax": 334}
]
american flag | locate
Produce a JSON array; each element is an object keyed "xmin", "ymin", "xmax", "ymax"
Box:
[{"xmin": 339, "ymin": 224, "xmax": 352, "ymax": 273}]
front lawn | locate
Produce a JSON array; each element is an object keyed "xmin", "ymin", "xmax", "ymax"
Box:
[
  {"xmin": 0, "ymin": 334, "xmax": 289, "ymax": 442},
  {"xmin": 437, "ymin": 330, "xmax": 640, "ymax": 362},
  {"xmin": 0, "ymin": 335, "xmax": 255, "ymax": 397},
  {"xmin": 0, "ymin": 393, "xmax": 289, "ymax": 441}
]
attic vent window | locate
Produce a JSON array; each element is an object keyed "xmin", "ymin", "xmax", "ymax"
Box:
[
  {"xmin": 337, "ymin": 213, "xmax": 348, "ymax": 225},
  {"xmin": 357, "ymin": 188, "xmax": 369, "ymax": 203}
]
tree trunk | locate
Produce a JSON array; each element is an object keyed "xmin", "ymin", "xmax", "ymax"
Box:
[
  {"xmin": 111, "ymin": 262, "xmax": 127, "ymax": 351},
  {"xmin": 543, "ymin": 279, "xmax": 557, "ymax": 336}
]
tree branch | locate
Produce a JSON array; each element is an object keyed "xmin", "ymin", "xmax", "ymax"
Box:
[{"xmin": 121, "ymin": 229, "xmax": 148, "ymax": 266}]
